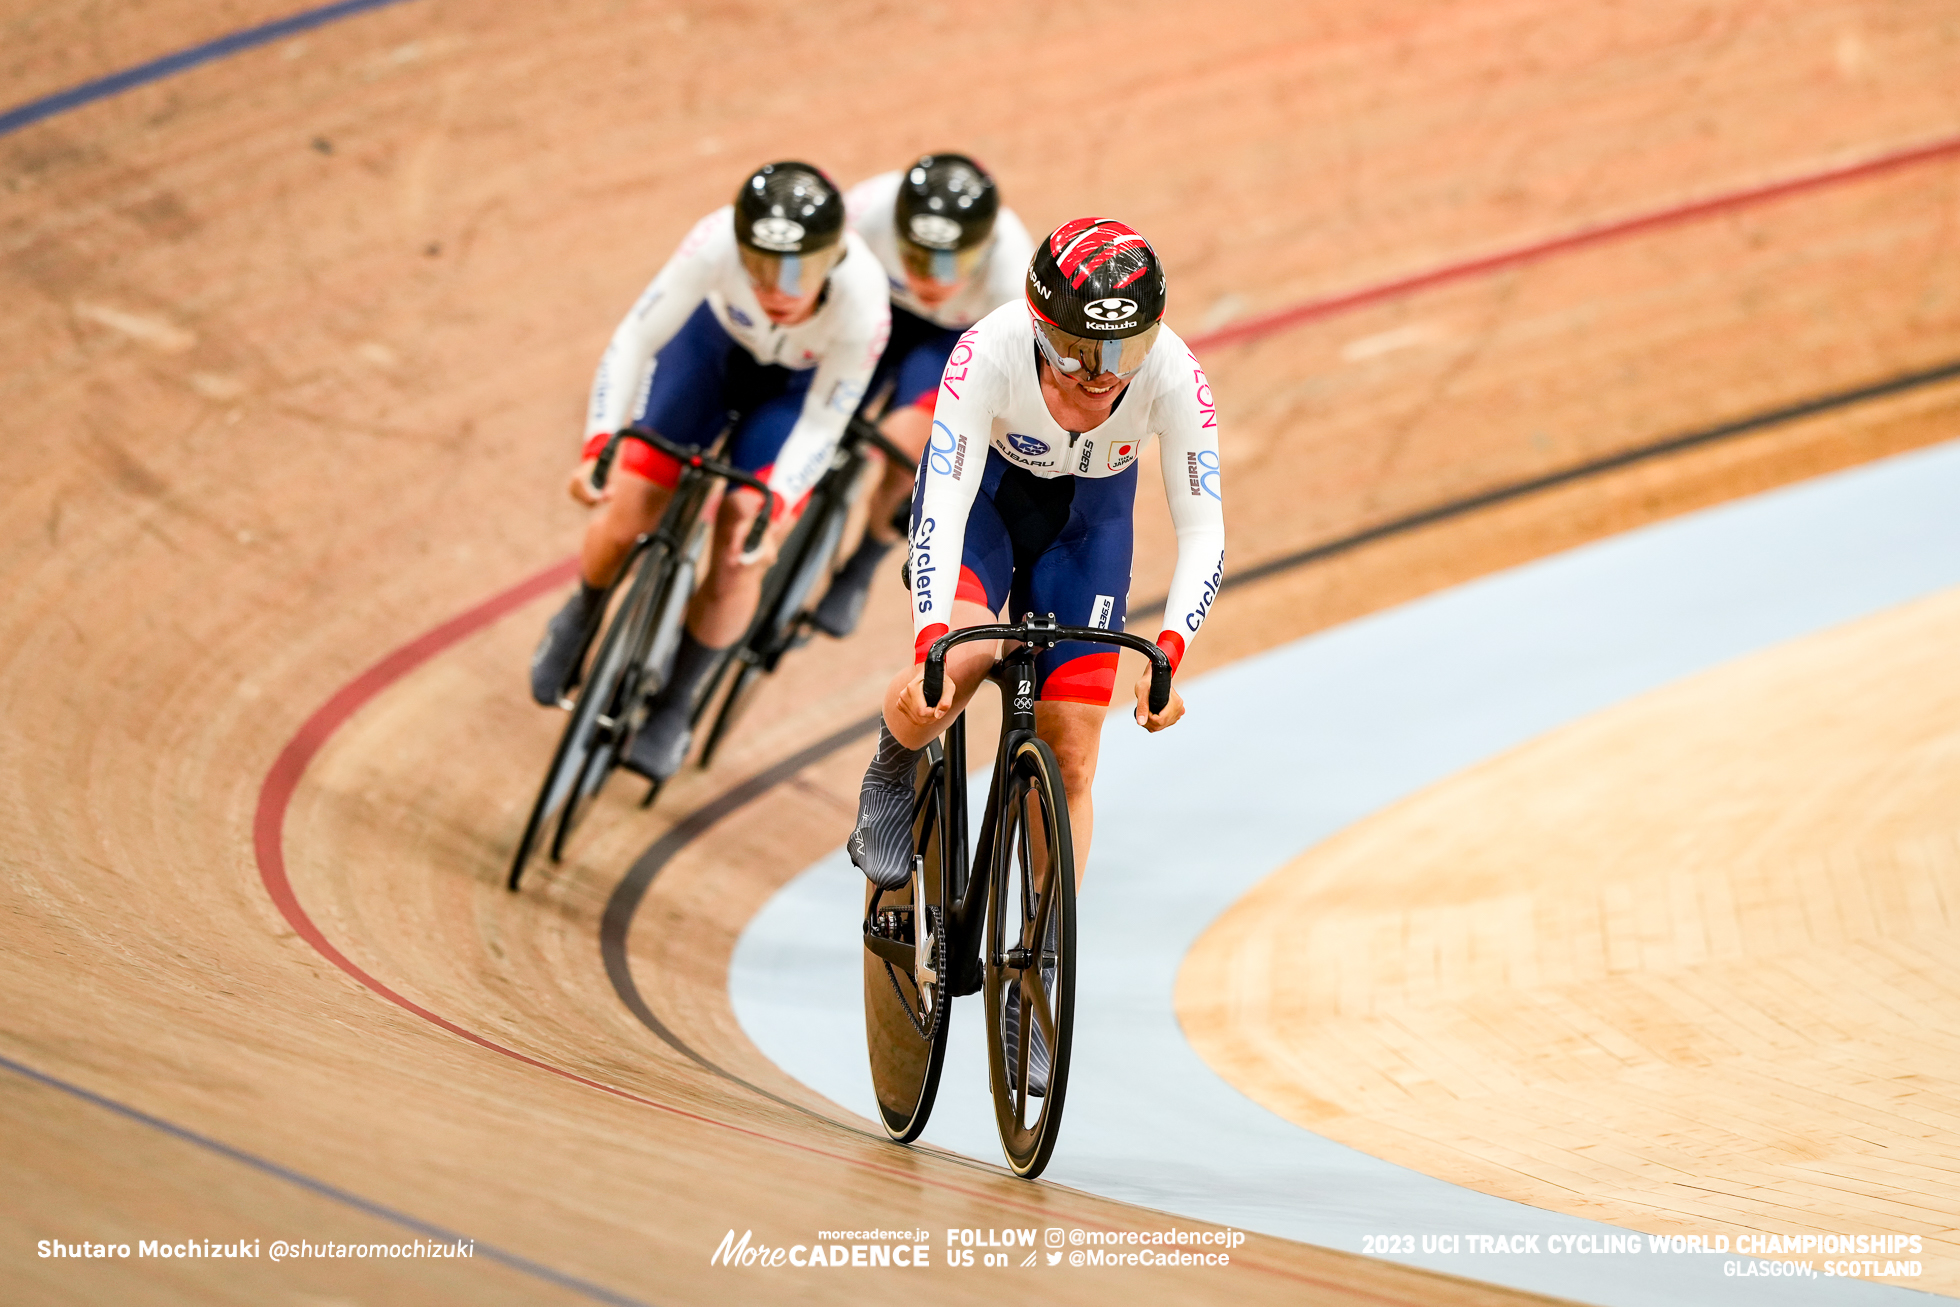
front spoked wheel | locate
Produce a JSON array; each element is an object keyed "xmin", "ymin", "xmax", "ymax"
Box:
[
  {"xmin": 508, "ymin": 543, "xmax": 666, "ymax": 889},
  {"xmin": 863, "ymin": 739, "xmax": 953, "ymax": 1141},
  {"xmin": 984, "ymin": 738, "xmax": 1075, "ymax": 1178},
  {"xmin": 549, "ymin": 542, "xmax": 684, "ymax": 857}
]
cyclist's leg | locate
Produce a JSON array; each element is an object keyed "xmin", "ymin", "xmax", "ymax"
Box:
[
  {"xmin": 853, "ymin": 455, "xmax": 1014, "ymax": 887},
  {"xmin": 532, "ymin": 303, "xmax": 736, "ymax": 705},
  {"xmin": 867, "ymin": 325, "xmax": 960, "ymax": 542},
  {"xmin": 879, "ymin": 448, "xmax": 1017, "ymax": 751},
  {"xmin": 1023, "ymin": 460, "xmax": 1141, "ymax": 882},
  {"xmin": 630, "ymin": 364, "xmax": 809, "ymax": 777},
  {"xmin": 815, "ymin": 319, "xmax": 960, "ymax": 636}
]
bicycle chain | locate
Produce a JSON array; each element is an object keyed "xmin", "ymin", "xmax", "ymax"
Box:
[{"xmin": 881, "ymin": 905, "xmax": 944, "ymax": 1043}]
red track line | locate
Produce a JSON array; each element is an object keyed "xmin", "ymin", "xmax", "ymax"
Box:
[
  {"xmin": 248, "ymin": 126, "xmax": 1960, "ymax": 1295},
  {"xmin": 1184, "ymin": 128, "xmax": 1960, "ymax": 353}
]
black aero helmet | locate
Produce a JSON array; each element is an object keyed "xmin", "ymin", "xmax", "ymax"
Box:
[
  {"xmin": 733, "ymin": 161, "xmax": 846, "ymax": 295},
  {"xmin": 895, "ymin": 153, "xmax": 999, "ymax": 285},
  {"xmin": 1026, "ymin": 217, "xmax": 1167, "ymax": 379}
]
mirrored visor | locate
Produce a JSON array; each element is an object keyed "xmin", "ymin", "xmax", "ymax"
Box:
[
  {"xmin": 898, "ymin": 239, "xmax": 988, "ymax": 287},
  {"xmin": 1033, "ymin": 318, "xmax": 1161, "ymax": 380},
  {"xmin": 739, "ymin": 242, "xmax": 843, "ymax": 297}
]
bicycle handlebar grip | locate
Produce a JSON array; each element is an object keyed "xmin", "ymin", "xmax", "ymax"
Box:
[
  {"xmin": 592, "ymin": 432, "xmax": 623, "ymax": 491},
  {"xmin": 742, "ymin": 487, "xmax": 777, "ymax": 554},
  {"xmin": 1147, "ymin": 652, "xmax": 1173, "ymax": 717},
  {"xmin": 922, "ymin": 644, "xmax": 947, "ymax": 711}
]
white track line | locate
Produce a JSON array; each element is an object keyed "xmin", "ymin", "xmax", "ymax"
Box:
[{"xmin": 734, "ymin": 438, "xmax": 1960, "ymax": 1305}]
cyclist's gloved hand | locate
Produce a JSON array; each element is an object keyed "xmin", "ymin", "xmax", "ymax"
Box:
[{"xmin": 1133, "ymin": 668, "xmax": 1185, "ymax": 733}]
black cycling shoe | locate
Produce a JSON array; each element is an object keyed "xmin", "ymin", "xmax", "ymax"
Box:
[
  {"xmin": 849, "ymin": 778, "xmax": 916, "ymax": 889},
  {"xmin": 811, "ymin": 569, "xmax": 873, "ymax": 639},
  {"xmin": 810, "ymin": 536, "xmax": 892, "ymax": 639},
  {"xmin": 624, "ymin": 701, "xmax": 692, "ymax": 781},
  {"xmin": 529, "ymin": 584, "xmax": 602, "ymax": 706},
  {"xmin": 1002, "ymin": 983, "xmax": 1051, "ymax": 1098}
]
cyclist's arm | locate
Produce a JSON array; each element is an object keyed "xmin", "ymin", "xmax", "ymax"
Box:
[
  {"xmin": 1150, "ymin": 346, "xmax": 1226, "ymax": 673},
  {"xmin": 582, "ymin": 209, "xmax": 725, "ymax": 445},
  {"xmin": 759, "ymin": 244, "xmax": 892, "ymax": 514},
  {"xmin": 909, "ymin": 323, "xmax": 997, "ymax": 660}
]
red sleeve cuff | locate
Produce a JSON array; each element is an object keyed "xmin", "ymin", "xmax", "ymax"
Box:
[
  {"xmin": 1155, "ymin": 629, "xmax": 1186, "ymax": 673},
  {"xmin": 581, "ymin": 431, "xmax": 610, "ymax": 462},
  {"xmin": 914, "ymin": 623, "xmax": 950, "ymax": 664}
]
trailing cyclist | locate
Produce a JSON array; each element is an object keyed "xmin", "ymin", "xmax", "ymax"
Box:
[
  {"xmin": 529, "ymin": 161, "xmax": 891, "ymax": 780},
  {"xmin": 848, "ymin": 217, "xmax": 1226, "ymax": 1085},
  {"xmin": 808, "ymin": 153, "xmax": 1034, "ymax": 638}
]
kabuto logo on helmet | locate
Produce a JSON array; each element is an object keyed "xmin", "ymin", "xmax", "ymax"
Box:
[
  {"xmin": 1084, "ymin": 297, "xmax": 1138, "ymax": 321},
  {"xmin": 749, "ymin": 217, "xmax": 806, "ymax": 251},
  {"xmin": 907, "ymin": 214, "xmax": 963, "ymax": 250}
]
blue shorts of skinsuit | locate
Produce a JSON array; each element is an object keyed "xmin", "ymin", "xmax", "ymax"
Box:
[
  {"xmin": 913, "ymin": 446, "xmax": 1139, "ymax": 706},
  {"xmin": 861, "ymin": 304, "xmax": 962, "ymax": 417},
  {"xmin": 605, "ymin": 301, "xmax": 813, "ymax": 487}
]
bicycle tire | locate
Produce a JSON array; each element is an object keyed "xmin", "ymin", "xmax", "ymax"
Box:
[
  {"xmin": 863, "ymin": 738, "xmax": 953, "ymax": 1142},
  {"xmin": 548, "ymin": 540, "xmax": 678, "ymax": 862},
  {"xmin": 983, "ymin": 737, "xmax": 1076, "ymax": 1178},
  {"xmin": 508, "ymin": 542, "xmax": 666, "ymax": 889}
]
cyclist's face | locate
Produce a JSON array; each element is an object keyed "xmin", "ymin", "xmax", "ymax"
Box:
[
  {"xmin": 751, "ymin": 280, "xmax": 823, "ymax": 325},
  {"xmin": 904, "ymin": 269, "xmax": 967, "ymax": 309}
]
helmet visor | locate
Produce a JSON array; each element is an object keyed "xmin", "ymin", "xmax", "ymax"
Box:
[
  {"xmin": 899, "ymin": 238, "xmax": 988, "ymax": 288},
  {"xmin": 1033, "ymin": 318, "xmax": 1161, "ymax": 380},
  {"xmin": 739, "ymin": 242, "xmax": 844, "ymax": 297}
]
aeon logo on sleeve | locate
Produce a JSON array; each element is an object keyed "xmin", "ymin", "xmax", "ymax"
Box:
[
  {"xmin": 1084, "ymin": 297, "xmax": 1138, "ymax": 322},
  {"xmin": 1006, "ymin": 432, "xmax": 1051, "ymax": 458},
  {"xmin": 749, "ymin": 218, "xmax": 805, "ymax": 251}
]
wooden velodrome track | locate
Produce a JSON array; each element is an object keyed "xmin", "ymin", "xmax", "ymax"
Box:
[{"xmin": 4, "ymin": 1, "xmax": 1959, "ymax": 1303}]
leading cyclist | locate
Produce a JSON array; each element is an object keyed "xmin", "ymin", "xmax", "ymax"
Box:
[
  {"xmin": 848, "ymin": 215, "xmax": 1225, "ymax": 887},
  {"xmin": 807, "ymin": 153, "xmax": 1034, "ymax": 638},
  {"xmin": 529, "ymin": 161, "xmax": 890, "ymax": 779}
]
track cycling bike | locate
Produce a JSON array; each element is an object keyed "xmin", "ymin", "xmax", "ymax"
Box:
[
  {"xmin": 508, "ymin": 427, "xmax": 773, "ymax": 890},
  {"xmin": 861, "ymin": 615, "xmax": 1173, "ymax": 1178},
  {"xmin": 509, "ymin": 417, "xmax": 912, "ymax": 890},
  {"xmin": 689, "ymin": 415, "xmax": 914, "ymax": 771}
]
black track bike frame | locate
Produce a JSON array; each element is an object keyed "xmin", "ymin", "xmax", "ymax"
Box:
[{"xmin": 918, "ymin": 615, "xmax": 1174, "ymax": 993}]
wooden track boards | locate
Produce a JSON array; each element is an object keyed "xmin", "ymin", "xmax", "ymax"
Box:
[
  {"xmin": 5, "ymin": 1, "xmax": 1960, "ymax": 1302},
  {"xmin": 1181, "ymin": 587, "xmax": 1960, "ymax": 1296}
]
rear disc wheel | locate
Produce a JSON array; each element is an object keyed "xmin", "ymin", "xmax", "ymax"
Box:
[{"xmin": 863, "ymin": 740, "xmax": 952, "ymax": 1142}]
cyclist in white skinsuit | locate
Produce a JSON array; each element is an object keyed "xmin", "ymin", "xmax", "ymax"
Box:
[
  {"xmin": 810, "ymin": 154, "xmax": 1034, "ymax": 637},
  {"xmin": 529, "ymin": 161, "xmax": 890, "ymax": 780},
  {"xmin": 849, "ymin": 217, "xmax": 1224, "ymax": 1092},
  {"xmin": 850, "ymin": 216, "xmax": 1225, "ymax": 879}
]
